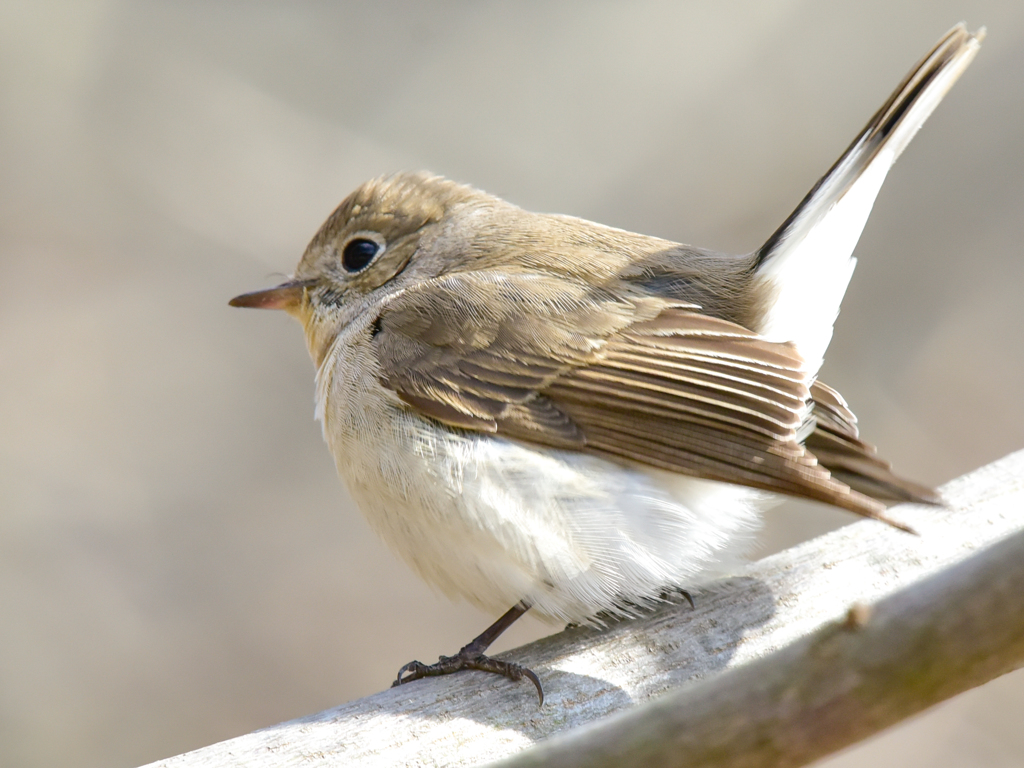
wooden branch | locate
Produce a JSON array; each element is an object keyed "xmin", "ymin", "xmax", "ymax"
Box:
[
  {"xmin": 493, "ymin": 496, "xmax": 1024, "ymax": 768},
  {"xmin": 143, "ymin": 450, "xmax": 1024, "ymax": 768}
]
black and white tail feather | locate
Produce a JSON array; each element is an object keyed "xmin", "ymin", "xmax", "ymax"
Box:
[{"xmin": 754, "ymin": 24, "xmax": 984, "ymax": 378}]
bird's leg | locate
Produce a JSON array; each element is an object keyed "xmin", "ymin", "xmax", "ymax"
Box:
[{"xmin": 392, "ymin": 601, "xmax": 543, "ymax": 704}]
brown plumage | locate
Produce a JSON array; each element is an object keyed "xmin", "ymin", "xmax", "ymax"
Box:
[
  {"xmin": 229, "ymin": 24, "xmax": 982, "ymax": 699},
  {"xmin": 371, "ymin": 267, "xmax": 936, "ymax": 528}
]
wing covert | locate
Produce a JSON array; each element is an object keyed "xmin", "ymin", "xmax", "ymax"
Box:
[{"xmin": 372, "ymin": 270, "xmax": 898, "ymax": 520}]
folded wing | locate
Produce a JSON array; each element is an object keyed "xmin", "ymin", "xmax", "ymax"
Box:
[{"xmin": 372, "ymin": 271, "xmax": 925, "ymax": 526}]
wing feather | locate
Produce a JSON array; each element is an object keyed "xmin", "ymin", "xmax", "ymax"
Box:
[{"xmin": 372, "ymin": 271, "xmax": 914, "ymax": 522}]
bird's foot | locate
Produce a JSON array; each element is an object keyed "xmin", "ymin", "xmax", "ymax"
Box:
[{"xmin": 392, "ymin": 648, "xmax": 543, "ymax": 705}]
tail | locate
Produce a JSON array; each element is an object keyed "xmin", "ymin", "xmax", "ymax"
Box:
[{"xmin": 753, "ymin": 24, "xmax": 984, "ymax": 377}]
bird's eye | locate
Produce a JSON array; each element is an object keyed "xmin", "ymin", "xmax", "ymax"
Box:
[{"xmin": 342, "ymin": 238, "xmax": 382, "ymax": 272}]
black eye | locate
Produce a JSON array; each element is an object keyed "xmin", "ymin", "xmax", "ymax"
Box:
[{"xmin": 342, "ymin": 238, "xmax": 381, "ymax": 272}]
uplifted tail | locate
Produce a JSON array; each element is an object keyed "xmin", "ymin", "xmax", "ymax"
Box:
[{"xmin": 753, "ymin": 24, "xmax": 984, "ymax": 377}]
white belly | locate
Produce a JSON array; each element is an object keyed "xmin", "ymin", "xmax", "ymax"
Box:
[{"xmin": 316, "ymin": 322, "xmax": 767, "ymax": 623}]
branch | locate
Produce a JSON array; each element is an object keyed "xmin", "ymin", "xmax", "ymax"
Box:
[
  {"xmin": 493, "ymin": 492, "xmax": 1024, "ymax": 767},
  {"xmin": 143, "ymin": 450, "xmax": 1024, "ymax": 768}
]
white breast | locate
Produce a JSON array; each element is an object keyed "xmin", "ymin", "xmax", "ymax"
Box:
[{"xmin": 316, "ymin": 317, "xmax": 767, "ymax": 624}]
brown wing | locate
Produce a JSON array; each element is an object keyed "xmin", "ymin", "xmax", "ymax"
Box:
[
  {"xmin": 372, "ymin": 271, "xmax": 906, "ymax": 524},
  {"xmin": 807, "ymin": 381, "xmax": 940, "ymax": 504}
]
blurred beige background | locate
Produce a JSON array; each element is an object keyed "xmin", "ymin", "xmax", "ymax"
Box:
[{"xmin": 1, "ymin": 2, "xmax": 1022, "ymax": 767}]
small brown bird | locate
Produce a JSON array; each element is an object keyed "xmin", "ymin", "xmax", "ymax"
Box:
[{"xmin": 231, "ymin": 25, "xmax": 982, "ymax": 704}]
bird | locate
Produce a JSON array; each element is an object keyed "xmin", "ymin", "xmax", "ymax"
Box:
[{"xmin": 230, "ymin": 24, "xmax": 983, "ymax": 704}]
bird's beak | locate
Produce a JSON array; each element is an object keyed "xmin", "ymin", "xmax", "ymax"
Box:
[{"xmin": 228, "ymin": 279, "xmax": 318, "ymax": 311}]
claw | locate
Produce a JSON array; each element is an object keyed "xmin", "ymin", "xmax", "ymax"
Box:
[
  {"xmin": 391, "ymin": 650, "xmax": 544, "ymax": 705},
  {"xmin": 389, "ymin": 603, "xmax": 542, "ymax": 703}
]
